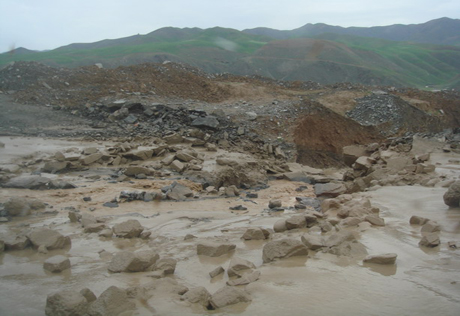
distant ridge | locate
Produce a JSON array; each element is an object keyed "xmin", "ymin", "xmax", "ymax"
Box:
[{"xmin": 243, "ymin": 17, "xmax": 460, "ymax": 46}]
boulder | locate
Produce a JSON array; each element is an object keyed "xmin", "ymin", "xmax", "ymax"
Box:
[
  {"xmin": 325, "ymin": 231, "xmax": 355, "ymax": 248},
  {"xmin": 112, "ymin": 220, "xmax": 144, "ymax": 238},
  {"xmin": 419, "ymin": 233, "xmax": 440, "ymax": 247},
  {"xmin": 44, "ymin": 255, "xmax": 71, "ymax": 273},
  {"xmin": 124, "ymin": 166, "xmax": 154, "ymax": 177},
  {"xmin": 343, "ymin": 145, "xmax": 367, "ymax": 167},
  {"xmin": 209, "ymin": 286, "xmax": 251, "ymax": 309},
  {"xmin": 262, "ymin": 238, "xmax": 308, "ymax": 263},
  {"xmin": 170, "ymin": 160, "xmax": 186, "ymax": 173},
  {"xmin": 80, "ymin": 288, "xmax": 97, "ymax": 303},
  {"xmin": 27, "ymin": 228, "xmax": 71, "ymax": 250},
  {"xmin": 268, "ymin": 200, "xmax": 282, "ymax": 209},
  {"xmin": 339, "ymin": 217, "xmax": 363, "ymax": 227},
  {"xmin": 227, "ymin": 270, "xmax": 261, "ymax": 286},
  {"xmin": 273, "ymin": 219, "xmax": 287, "ymax": 233},
  {"xmin": 301, "ymin": 234, "xmax": 324, "ymax": 250},
  {"xmin": 363, "ymin": 253, "xmax": 397, "ymax": 264},
  {"xmin": 45, "ymin": 289, "xmax": 89, "ymax": 316},
  {"xmin": 314, "ymin": 183, "xmax": 346, "ymax": 198},
  {"xmin": 421, "ymin": 221, "xmax": 441, "ymax": 233},
  {"xmin": 2, "ymin": 175, "xmax": 51, "ymax": 190},
  {"xmin": 167, "ymin": 183, "xmax": 194, "ymax": 200},
  {"xmin": 84, "ymin": 223, "xmax": 107, "ymax": 233},
  {"xmin": 108, "ymin": 250, "xmax": 159, "ymax": 273},
  {"xmin": 409, "ymin": 216, "xmax": 429, "ymax": 225},
  {"xmin": 42, "ymin": 161, "xmax": 69, "ymax": 174},
  {"xmin": 153, "ymin": 258, "xmax": 177, "ymax": 275},
  {"xmin": 285, "ymin": 215, "xmax": 307, "ymax": 230},
  {"xmin": 353, "ymin": 156, "xmax": 375, "ymax": 171},
  {"xmin": 191, "ymin": 116, "xmax": 220, "ymax": 129},
  {"xmin": 197, "ymin": 242, "xmax": 236, "ymax": 257},
  {"xmin": 3, "ymin": 197, "xmax": 38, "ymax": 216},
  {"xmin": 242, "ymin": 228, "xmax": 270, "ymax": 240},
  {"xmin": 443, "ymin": 180, "xmax": 460, "ymax": 207},
  {"xmin": 99, "ymin": 229, "xmax": 113, "ymax": 238},
  {"xmin": 87, "ymin": 286, "xmax": 135, "ymax": 316},
  {"xmin": 209, "ymin": 266, "xmax": 225, "ymax": 278},
  {"xmin": 181, "ymin": 287, "xmax": 211, "ymax": 307},
  {"xmin": 80, "ymin": 153, "xmax": 103, "ymax": 165},
  {"xmin": 295, "ymin": 197, "xmax": 321, "ymax": 211},
  {"xmin": 4, "ymin": 235, "xmax": 30, "ymax": 250},
  {"xmin": 364, "ymin": 215, "xmax": 385, "ymax": 226},
  {"xmin": 227, "ymin": 257, "xmax": 256, "ymax": 277}
]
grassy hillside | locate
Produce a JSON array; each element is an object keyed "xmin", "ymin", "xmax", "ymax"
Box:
[{"xmin": 1, "ymin": 26, "xmax": 459, "ymax": 89}]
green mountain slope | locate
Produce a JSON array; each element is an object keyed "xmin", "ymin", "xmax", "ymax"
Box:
[{"xmin": 1, "ymin": 22, "xmax": 459, "ymax": 89}]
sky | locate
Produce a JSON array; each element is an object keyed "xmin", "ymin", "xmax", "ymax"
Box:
[{"xmin": 0, "ymin": 0, "xmax": 459, "ymax": 53}]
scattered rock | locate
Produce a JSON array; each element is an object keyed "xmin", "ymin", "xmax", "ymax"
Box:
[
  {"xmin": 273, "ymin": 219, "xmax": 287, "ymax": 233},
  {"xmin": 242, "ymin": 227, "xmax": 270, "ymax": 240},
  {"xmin": 4, "ymin": 235, "xmax": 30, "ymax": 250},
  {"xmin": 268, "ymin": 199, "xmax": 282, "ymax": 209},
  {"xmin": 262, "ymin": 238, "xmax": 308, "ymax": 263},
  {"xmin": 314, "ymin": 183, "xmax": 346, "ymax": 198},
  {"xmin": 364, "ymin": 215, "xmax": 385, "ymax": 226},
  {"xmin": 108, "ymin": 249, "xmax": 159, "ymax": 273},
  {"xmin": 419, "ymin": 233, "xmax": 440, "ymax": 247},
  {"xmin": 285, "ymin": 215, "xmax": 307, "ymax": 230},
  {"xmin": 197, "ymin": 242, "xmax": 236, "ymax": 257},
  {"xmin": 153, "ymin": 258, "xmax": 177, "ymax": 275},
  {"xmin": 363, "ymin": 253, "xmax": 397, "ymax": 264},
  {"xmin": 209, "ymin": 286, "xmax": 251, "ymax": 309},
  {"xmin": 45, "ymin": 289, "xmax": 89, "ymax": 316},
  {"xmin": 44, "ymin": 255, "xmax": 71, "ymax": 273},
  {"xmin": 87, "ymin": 286, "xmax": 135, "ymax": 316},
  {"xmin": 227, "ymin": 257, "xmax": 256, "ymax": 277},
  {"xmin": 409, "ymin": 215, "xmax": 429, "ymax": 225},
  {"xmin": 443, "ymin": 181, "xmax": 460, "ymax": 207},
  {"xmin": 301, "ymin": 234, "xmax": 324, "ymax": 250},
  {"xmin": 227, "ymin": 270, "xmax": 261, "ymax": 286},
  {"xmin": 421, "ymin": 221, "xmax": 441, "ymax": 233},
  {"xmin": 181, "ymin": 287, "xmax": 211, "ymax": 307},
  {"xmin": 27, "ymin": 227, "xmax": 71, "ymax": 250},
  {"xmin": 209, "ymin": 266, "xmax": 225, "ymax": 278},
  {"xmin": 112, "ymin": 219, "xmax": 144, "ymax": 238}
]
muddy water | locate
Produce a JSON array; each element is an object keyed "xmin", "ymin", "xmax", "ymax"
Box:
[{"xmin": 1, "ymin": 137, "xmax": 460, "ymax": 315}]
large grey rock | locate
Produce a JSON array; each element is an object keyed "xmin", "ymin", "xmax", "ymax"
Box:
[
  {"xmin": 191, "ymin": 116, "xmax": 220, "ymax": 129},
  {"xmin": 108, "ymin": 250, "xmax": 159, "ymax": 273},
  {"xmin": 262, "ymin": 238, "xmax": 308, "ymax": 263},
  {"xmin": 314, "ymin": 183, "xmax": 346, "ymax": 198},
  {"xmin": 167, "ymin": 183, "xmax": 193, "ymax": 200},
  {"xmin": 3, "ymin": 197, "xmax": 44, "ymax": 216},
  {"xmin": 42, "ymin": 161, "xmax": 69, "ymax": 174},
  {"xmin": 2, "ymin": 175, "xmax": 50, "ymax": 190},
  {"xmin": 285, "ymin": 215, "xmax": 307, "ymax": 230},
  {"xmin": 3, "ymin": 235, "xmax": 30, "ymax": 250},
  {"xmin": 87, "ymin": 286, "xmax": 135, "ymax": 316},
  {"xmin": 242, "ymin": 228, "xmax": 270, "ymax": 240},
  {"xmin": 227, "ymin": 257, "xmax": 256, "ymax": 277},
  {"xmin": 197, "ymin": 242, "xmax": 236, "ymax": 257},
  {"xmin": 45, "ymin": 289, "xmax": 89, "ymax": 316},
  {"xmin": 443, "ymin": 181, "xmax": 460, "ymax": 207},
  {"xmin": 27, "ymin": 228, "xmax": 71, "ymax": 250},
  {"xmin": 170, "ymin": 160, "xmax": 186, "ymax": 173},
  {"xmin": 268, "ymin": 200, "xmax": 282, "ymax": 209},
  {"xmin": 273, "ymin": 219, "xmax": 287, "ymax": 232},
  {"xmin": 44, "ymin": 255, "xmax": 71, "ymax": 273},
  {"xmin": 419, "ymin": 233, "xmax": 440, "ymax": 247},
  {"xmin": 181, "ymin": 287, "xmax": 211, "ymax": 307},
  {"xmin": 363, "ymin": 253, "xmax": 397, "ymax": 264},
  {"xmin": 301, "ymin": 234, "xmax": 324, "ymax": 250},
  {"xmin": 210, "ymin": 286, "xmax": 251, "ymax": 309},
  {"xmin": 112, "ymin": 219, "xmax": 144, "ymax": 238}
]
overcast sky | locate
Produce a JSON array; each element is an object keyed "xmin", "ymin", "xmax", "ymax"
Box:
[{"xmin": 0, "ymin": 0, "xmax": 459, "ymax": 53}]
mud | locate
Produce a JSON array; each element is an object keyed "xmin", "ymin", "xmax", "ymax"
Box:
[{"xmin": 1, "ymin": 137, "xmax": 460, "ymax": 316}]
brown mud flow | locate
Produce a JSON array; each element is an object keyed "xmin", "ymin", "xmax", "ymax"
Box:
[{"xmin": 0, "ymin": 61, "xmax": 459, "ymax": 315}]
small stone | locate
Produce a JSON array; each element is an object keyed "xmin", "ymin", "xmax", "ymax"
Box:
[
  {"xmin": 409, "ymin": 216, "xmax": 429, "ymax": 225},
  {"xmin": 268, "ymin": 200, "xmax": 282, "ymax": 209},
  {"xmin": 364, "ymin": 215, "xmax": 385, "ymax": 226},
  {"xmin": 209, "ymin": 266, "xmax": 225, "ymax": 278},
  {"xmin": 363, "ymin": 253, "xmax": 397, "ymax": 264},
  {"xmin": 44, "ymin": 255, "xmax": 71, "ymax": 273},
  {"xmin": 419, "ymin": 233, "xmax": 440, "ymax": 247},
  {"xmin": 197, "ymin": 242, "xmax": 236, "ymax": 257},
  {"xmin": 421, "ymin": 221, "xmax": 441, "ymax": 233},
  {"xmin": 273, "ymin": 219, "xmax": 287, "ymax": 232}
]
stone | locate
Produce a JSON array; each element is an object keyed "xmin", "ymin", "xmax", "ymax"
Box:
[
  {"xmin": 83, "ymin": 147, "xmax": 99, "ymax": 155},
  {"xmin": 0, "ymin": 239, "xmax": 4, "ymax": 253},
  {"xmin": 245, "ymin": 112, "xmax": 258, "ymax": 121},
  {"xmin": 421, "ymin": 221, "xmax": 441, "ymax": 233},
  {"xmin": 443, "ymin": 180, "xmax": 460, "ymax": 207},
  {"xmin": 409, "ymin": 216, "xmax": 429, "ymax": 225},
  {"xmin": 295, "ymin": 197, "xmax": 321, "ymax": 211},
  {"xmin": 325, "ymin": 231, "xmax": 355, "ymax": 248},
  {"xmin": 45, "ymin": 289, "xmax": 89, "ymax": 316},
  {"xmin": 363, "ymin": 253, "xmax": 397, "ymax": 264},
  {"xmin": 191, "ymin": 116, "xmax": 220, "ymax": 129},
  {"xmin": 80, "ymin": 288, "xmax": 97, "ymax": 303},
  {"xmin": 314, "ymin": 183, "xmax": 347, "ymax": 198},
  {"xmin": 99, "ymin": 229, "xmax": 113, "ymax": 238},
  {"xmin": 227, "ymin": 257, "xmax": 256, "ymax": 277},
  {"xmin": 301, "ymin": 234, "xmax": 324, "ymax": 250},
  {"xmin": 176, "ymin": 150, "xmax": 197, "ymax": 162},
  {"xmin": 4, "ymin": 235, "xmax": 30, "ymax": 250},
  {"xmin": 167, "ymin": 182, "xmax": 194, "ymax": 200},
  {"xmin": 209, "ymin": 266, "xmax": 225, "ymax": 278},
  {"xmin": 353, "ymin": 156, "xmax": 375, "ymax": 171},
  {"xmin": 365, "ymin": 215, "xmax": 385, "ymax": 226},
  {"xmin": 343, "ymin": 145, "xmax": 367, "ymax": 166},
  {"xmin": 419, "ymin": 233, "xmax": 440, "ymax": 247},
  {"xmin": 87, "ymin": 286, "xmax": 135, "ymax": 316},
  {"xmin": 4, "ymin": 197, "xmax": 33, "ymax": 216},
  {"xmin": 283, "ymin": 172, "xmax": 314, "ymax": 183},
  {"xmin": 80, "ymin": 153, "xmax": 103, "ymax": 165},
  {"xmin": 42, "ymin": 161, "xmax": 69, "ymax": 174},
  {"xmin": 124, "ymin": 166, "xmax": 154, "ymax": 176},
  {"xmin": 262, "ymin": 238, "xmax": 308, "ymax": 263},
  {"xmin": 108, "ymin": 250, "xmax": 159, "ymax": 273},
  {"xmin": 27, "ymin": 227, "xmax": 71, "ymax": 250},
  {"xmin": 285, "ymin": 215, "xmax": 307, "ymax": 230},
  {"xmin": 386, "ymin": 157, "xmax": 412, "ymax": 172},
  {"xmin": 68, "ymin": 211, "xmax": 81, "ymax": 223},
  {"xmin": 340, "ymin": 217, "xmax": 363, "ymax": 227},
  {"xmin": 153, "ymin": 258, "xmax": 177, "ymax": 275},
  {"xmin": 163, "ymin": 133, "xmax": 183, "ymax": 144},
  {"xmin": 2, "ymin": 175, "xmax": 50, "ymax": 190},
  {"xmin": 181, "ymin": 287, "xmax": 211, "ymax": 307},
  {"xmin": 319, "ymin": 221, "xmax": 333, "ymax": 232},
  {"xmin": 44, "ymin": 255, "xmax": 71, "ymax": 273},
  {"xmin": 242, "ymin": 228, "xmax": 269, "ymax": 240},
  {"xmin": 84, "ymin": 223, "xmax": 107, "ymax": 233},
  {"xmin": 197, "ymin": 242, "xmax": 236, "ymax": 257},
  {"xmin": 273, "ymin": 219, "xmax": 287, "ymax": 232},
  {"xmin": 80, "ymin": 213, "xmax": 97, "ymax": 227},
  {"xmin": 112, "ymin": 219, "xmax": 144, "ymax": 238},
  {"xmin": 170, "ymin": 160, "xmax": 186, "ymax": 173},
  {"xmin": 268, "ymin": 199, "xmax": 282, "ymax": 209},
  {"xmin": 326, "ymin": 240, "xmax": 368, "ymax": 257},
  {"xmin": 210, "ymin": 286, "xmax": 251, "ymax": 309},
  {"xmin": 227, "ymin": 270, "xmax": 261, "ymax": 286},
  {"xmin": 415, "ymin": 163, "xmax": 435, "ymax": 174}
]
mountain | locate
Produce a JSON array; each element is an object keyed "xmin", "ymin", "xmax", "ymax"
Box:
[
  {"xmin": 244, "ymin": 18, "xmax": 460, "ymax": 46},
  {"xmin": 1, "ymin": 18, "xmax": 459, "ymax": 90}
]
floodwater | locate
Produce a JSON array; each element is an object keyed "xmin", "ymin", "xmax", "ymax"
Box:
[{"xmin": 1, "ymin": 137, "xmax": 460, "ymax": 315}]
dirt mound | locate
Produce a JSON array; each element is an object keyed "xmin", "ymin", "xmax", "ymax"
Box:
[{"xmin": 294, "ymin": 101, "xmax": 383, "ymax": 167}]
